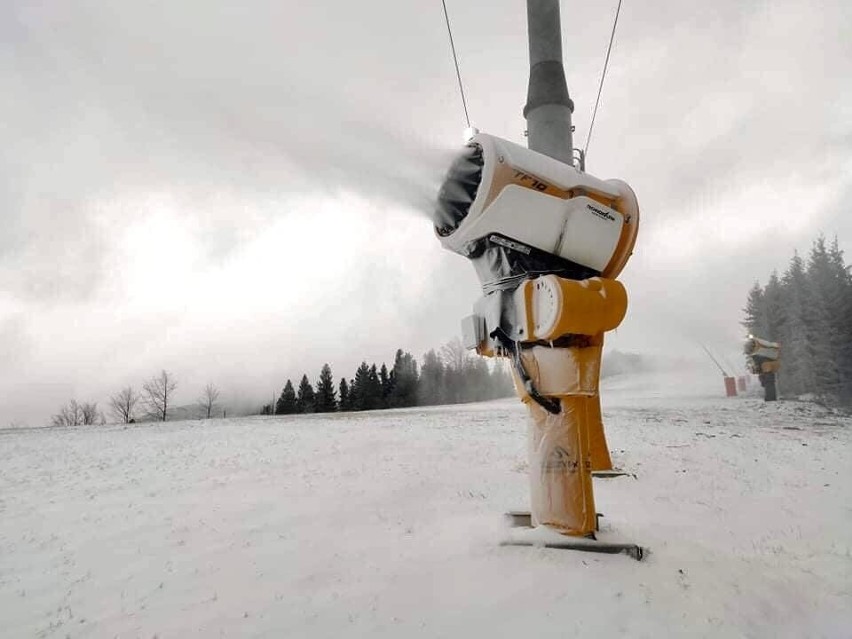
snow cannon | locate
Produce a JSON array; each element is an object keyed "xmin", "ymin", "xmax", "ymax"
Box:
[
  {"xmin": 434, "ymin": 133, "xmax": 641, "ymax": 544},
  {"xmin": 744, "ymin": 335, "xmax": 781, "ymax": 402}
]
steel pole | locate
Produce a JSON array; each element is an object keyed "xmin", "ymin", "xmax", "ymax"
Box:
[{"xmin": 525, "ymin": 0, "xmax": 574, "ymax": 164}]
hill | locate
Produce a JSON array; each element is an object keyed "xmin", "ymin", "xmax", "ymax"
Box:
[{"xmin": 1, "ymin": 370, "xmax": 849, "ymax": 636}]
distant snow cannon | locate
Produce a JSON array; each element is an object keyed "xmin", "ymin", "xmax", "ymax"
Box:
[
  {"xmin": 744, "ymin": 335, "xmax": 781, "ymax": 401},
  {"xmin": 433, "ymin": 132, "xmax": 641, "ymax": 546}
]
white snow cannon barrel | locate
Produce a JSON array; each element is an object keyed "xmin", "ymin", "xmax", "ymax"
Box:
[{"xmin": 434, "ymin": 133, "xmax": 639, "ymax": 289}]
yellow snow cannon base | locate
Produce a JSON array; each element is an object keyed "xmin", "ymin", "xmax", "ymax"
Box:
[
  {"xmin": 511, "ymin": 339, "xmax": 614, "ymax": 472},
  {"xmin": 508, "ymin": 276, "xmax": 628, "ymax": 536},
  {"xmin": 526, "ymin": 398, "xmax": 597, "ymax": 536}
]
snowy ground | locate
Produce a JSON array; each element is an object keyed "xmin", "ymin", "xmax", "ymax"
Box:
[{"xmin": 1, "ymin": 372, "xmax": 850, "ymax": 638}]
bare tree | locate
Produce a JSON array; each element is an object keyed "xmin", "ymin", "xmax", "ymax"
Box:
[
  {"xmin": 52, "ymin": 399, "xmax": 83, "ymax": 426},
  {"xmin": 440, "ymin": 337, "xmax": 470, "ymax": 372},
  {"xmin": 197, "ymin": 383, "xmax": 220, "ymax": 419},
  {"xmin": 143, "ymin": 370, "xmax": 177, "ymax": 422},
  {"xmin": 109, "ymin": 387, "xmax": 140, "ymax": 423},
  {"xmin": 80, "ymin": 402, "xmax": 104, "ymax": 425},
  {"xmin": 51, "ymin": 400, "xmax": 103, "ymax": 426}
]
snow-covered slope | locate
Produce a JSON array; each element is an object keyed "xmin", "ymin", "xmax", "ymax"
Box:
[{"xmin": 1, "ymin": 372, "xmax": 849, "ymax": 638}]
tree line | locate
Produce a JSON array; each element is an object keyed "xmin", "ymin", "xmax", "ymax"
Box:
[
  {"xmin": 49, "ymin": 339, "xmax": 516, "ymax": 426},
  {"xmin": 743, "ymin": 235, "xmax": 852, "ymax": 403},
  {"xmin": 263, "ymin": 340, "xmax": 515, "ymax": 415},
  {"xmin": 52, "ymin": 371, "xmax": 220, "ymax": 426}
]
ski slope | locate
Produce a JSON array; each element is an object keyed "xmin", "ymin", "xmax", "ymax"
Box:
[{"xmin": 1, "ymin": 371, "xmax": 850, "ymax": 638}]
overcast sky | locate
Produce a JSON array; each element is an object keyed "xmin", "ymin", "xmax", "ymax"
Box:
[{"xmin": 2, "ymin": 0, "xmax": 850, "ymax": 425}]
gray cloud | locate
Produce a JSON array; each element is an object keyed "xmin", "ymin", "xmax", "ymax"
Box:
[
  {"xmin": 1, "ymin": 0, "xmax": 850, "ymax": 425},
  {"xmin": 2, "ymin": 0, "xmax": 458, "ymax": 303}
]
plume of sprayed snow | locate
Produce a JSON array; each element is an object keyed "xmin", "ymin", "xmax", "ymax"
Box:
[{"xmin": 2, "ymin": 1, "xmax": 465, "ymax": 302}]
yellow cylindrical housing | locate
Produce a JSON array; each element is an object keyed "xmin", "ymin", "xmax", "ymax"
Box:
[{"xmin": 517, "ymin": 276, "xmax": 628, "ymax": 341}]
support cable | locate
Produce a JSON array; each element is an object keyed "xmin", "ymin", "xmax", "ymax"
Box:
[
  {"xmin": 583, "ymin": 0, "xmax": 623, "ymax": 160},
  {"xmin": 441, "ymin": 0, "xmax": 471, "ymax": 128}
]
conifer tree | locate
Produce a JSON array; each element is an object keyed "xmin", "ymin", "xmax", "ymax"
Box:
[
  {"xmin": 315, "ymin": 363, "xmax": 337, "ymax": 413},
  {"xmin": 762, "ymin": 270, "xmax": 785, "ymax": 343},
  {"xmin": 806, "ymin": 237, "xmax": 841, "ymax": 396},
  {"xmin": 296, "ymin": 374, "xmax": 316, "ymax": 413},
  {"xmin": 338, "ymin": 377, "xmax": 351, "ymax": 412},
  {"xmin": 389, "ymin": 349, "xmax": 418, "ymax": 407},
  {"xmin": 828, "ymin": 237, "xmax": 852, "ymax": 400},
  {"xmin": 276, "ymin": 379, "xmax": 298, "ymax": 415},
  {"xmin": 782, "ymin": 251, "xmax": 816, "ymax": 395},
  {"xmin": 440, "ymin": 339, "xmax": 469, "ymax": 404},
  {"xmin": 366, "ymin": 364, "xmax": 382, "ymax": 409},
  {"xmin": 466, "ymin": 357, "xmax": 492, "ymax": 402},
  {"xmin": 379, "ymin": 363, "xmax": 392, "ymax": 407},
  {"xmin": 419, "ymin": 349, "xmax": 445, "ymax": 405},
  {"xmin": 351, "ymin": 362, "xmax": 381, "ymax": 410},
  {"xmin": 742, "ymin": 282, "xmax": 767, "ymax": 336},
  {"xmin": 352, "ymin": 362, "xmax": 371, "ymax": 410},
  {"xmin": 347, "ymin": 377, "xmax": 357, "ymax": 411}
]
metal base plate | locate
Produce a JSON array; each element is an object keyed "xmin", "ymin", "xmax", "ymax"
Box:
[
  {"xmin": 500, "ymin": 536, "xmax": 645, "ymax": 560},
  {"xmin": 592, "ymin": 470, "xmax": 636, "ymax": 479},
  {"xmin": 502, "ymin": 514, "xmax": 645, "ymax": 561}
]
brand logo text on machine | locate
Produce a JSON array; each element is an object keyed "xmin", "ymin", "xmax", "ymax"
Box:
[{"xmin": 586, "ymin": 204, "xmax": 616, "ymax": 223}]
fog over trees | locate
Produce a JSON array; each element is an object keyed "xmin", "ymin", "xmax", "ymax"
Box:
[
  {"xmin": 266, "ymin": 340, "xmax": 515, "ymax": 416},
  {"xmin": 743, "ymin": 235, "xmax": 852, "ymax": 403}
]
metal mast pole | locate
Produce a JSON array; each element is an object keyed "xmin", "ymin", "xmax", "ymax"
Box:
[{"xmin": 525, "ymin": 0, "xmax": 574, "ymax": 165}]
